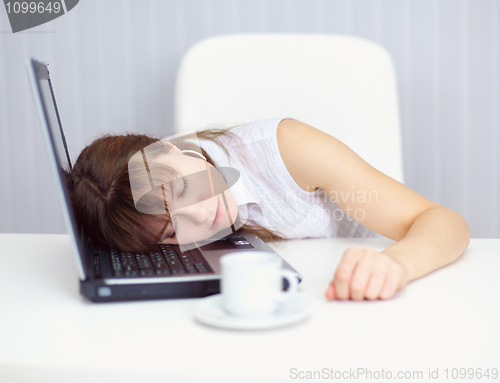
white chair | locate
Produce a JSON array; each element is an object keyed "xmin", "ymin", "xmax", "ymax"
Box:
[{"xmin": 174, "ymin": 33, "xmax": 404, "ymax": 183}]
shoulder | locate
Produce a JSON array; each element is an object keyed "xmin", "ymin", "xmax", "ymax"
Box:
[
  {"xmin": 276, "ymin": 118, "xmax": 346, "ymax": 151},
  {"xmin": 276, "ymin": 118, "xmax": 343, "ymax": 153}
]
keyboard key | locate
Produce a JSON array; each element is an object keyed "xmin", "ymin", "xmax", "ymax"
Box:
[
  {"xmin": 135, "ymin": 253, "xmax": 152, "ymax": 270},
  {"xmin": 194, "ymin": 263, "xmax": 208, "ymax": 273}
]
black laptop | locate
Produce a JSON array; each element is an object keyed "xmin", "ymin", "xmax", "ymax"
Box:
[{"xmin": 26, "ymin": 58, "xmax": 300, "ymax": 302}]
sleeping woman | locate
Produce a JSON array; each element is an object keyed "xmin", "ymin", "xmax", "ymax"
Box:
[{"xmin": 65, "ymin": 118, "xmax": 470, "ymax": 301}]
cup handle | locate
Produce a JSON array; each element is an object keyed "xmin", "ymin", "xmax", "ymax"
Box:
[{"xmin": 276, "ymin": 270, "xmax": 299, "ymax": 301}]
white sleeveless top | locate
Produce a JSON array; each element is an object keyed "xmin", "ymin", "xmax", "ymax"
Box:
[{"xmin": 198, "ymin": 118, "xmax": 377, "ymax": 239}]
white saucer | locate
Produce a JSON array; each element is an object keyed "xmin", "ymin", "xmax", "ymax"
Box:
[{"xmin": 193, "ymin": 294, "xmax": 310, "ymax": 330}]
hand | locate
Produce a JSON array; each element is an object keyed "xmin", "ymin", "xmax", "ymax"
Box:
[{"xmin": 325, "ymin": 246, "xmax": 409, "ymax": 301}]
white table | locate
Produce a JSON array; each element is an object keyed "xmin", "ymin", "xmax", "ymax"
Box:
[{"xmin": 0, "ymin": 234, "xmax": 499, "ymax": 383}]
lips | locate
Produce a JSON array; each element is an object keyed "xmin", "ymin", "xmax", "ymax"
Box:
[{"xmin": 211, "ymin": 195, "xmax": 223, "ymax": 230}]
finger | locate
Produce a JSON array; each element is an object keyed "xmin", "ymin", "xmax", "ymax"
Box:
[
  {"xmin": 364, "ymin": 257, "xmax": 390, "ymax": 300},
  {"xmin": 349, "ymin": 251, "xmax": 376, "ymax": 301},
  {"xmin": 325, "ymin": 283, "xmax": 335, "ymax": 301},
  {"xmin": 334, "ymin": 246, "xmax": 363, "ymax": 300},
  {"xmin": 365, "ymin": 273, "xmax": 388, "ymax": 300},
  {"xmin": 379, "ymin": 264, "xmax": 404, "ymax": 300}
]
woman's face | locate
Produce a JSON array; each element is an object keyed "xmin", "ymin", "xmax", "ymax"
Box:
[{"xmin": 152, "ymin": 150, "xmax": 239, "ymax": 245}]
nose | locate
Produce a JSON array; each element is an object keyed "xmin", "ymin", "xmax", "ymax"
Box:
[{"xmin": 176, "ymin": 201, "xmax": 210, "ymax": 225}]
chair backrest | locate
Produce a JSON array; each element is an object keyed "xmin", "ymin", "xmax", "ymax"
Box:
[{"xmin": 174, "ymin": 33, "xmax": 404, "ymax": 183}]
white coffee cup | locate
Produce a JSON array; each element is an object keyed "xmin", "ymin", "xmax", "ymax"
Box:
[{"xmin": 220, "ymin": 251, "xmax": 299, "ymax": 317}]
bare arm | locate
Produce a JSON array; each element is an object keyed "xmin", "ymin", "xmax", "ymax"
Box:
[{"xmin": 276, "ymin": 119, "xmax": 470, "ymax": 300}]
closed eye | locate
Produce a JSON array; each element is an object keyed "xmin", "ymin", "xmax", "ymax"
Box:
[
  {"xmin": 179, "ymin": 177, "xmax": 189, "ymax": 198},
  {"xmin": 159, "ymin": 221, "xmax": 177, "ymax": 242}
]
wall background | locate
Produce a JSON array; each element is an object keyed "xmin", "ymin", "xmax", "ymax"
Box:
[{"xmin": 0, "ymin": 0, "xmax": 499, "ymax": 238}]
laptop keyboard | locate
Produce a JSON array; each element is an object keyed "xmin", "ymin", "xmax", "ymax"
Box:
[{"xmin": 109, "ymin": 244, "xmax": 210, "ymax": 277}]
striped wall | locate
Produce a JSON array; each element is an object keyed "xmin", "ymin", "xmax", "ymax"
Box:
[{"xmin": 0, "ymin": 0, "xmax": 499, "ymax": 237}]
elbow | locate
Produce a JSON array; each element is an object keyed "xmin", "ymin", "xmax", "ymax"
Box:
[
  {"xmin": 448, "ymin": 208, "xmax": 470, "ymax": 253},
  {"xmin": 461, "ymin": 213, "xmax": 471, "ymax": 250},
  {"xmin": 424, "ymin": 205, "xmax": 470, "ymax": 257}
]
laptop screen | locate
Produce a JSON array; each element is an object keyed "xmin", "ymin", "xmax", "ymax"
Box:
[{"xmin": 26, "ymin": 59, "xmax": 87, "ymax": 280}]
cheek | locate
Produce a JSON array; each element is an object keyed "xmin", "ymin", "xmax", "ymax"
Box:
[
  {"xmin": 223, "ymin": 190, "xmax": 239, "ymax": 222},
  {"xmin": 197, "ymin": 187, "xmax": 214, "ymax": 202},
  {"xmin": 176, "ymin": 223, "xmax": 212, "ymax": 244}
]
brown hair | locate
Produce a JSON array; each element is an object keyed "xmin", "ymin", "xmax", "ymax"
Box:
[{"xmin": 64, "ymin": 129, "xmax": 285, "ymax": 252}]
